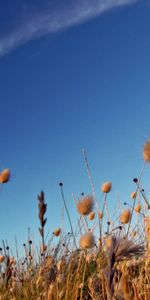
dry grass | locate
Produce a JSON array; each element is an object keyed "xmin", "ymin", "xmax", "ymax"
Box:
[{"xmin": 1, "ymin": 141, "xmax": 150, "ymax": 299}]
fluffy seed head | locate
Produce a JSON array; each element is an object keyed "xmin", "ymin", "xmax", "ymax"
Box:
[
  {"xmin": 135, "ymin": 204, "xmax": 141, "ymax": 213},
  {"xmin": 53, "ymin": 228, "xmax": 61, "ymax": 237},
  {"xmin": 89, "ymin": 211, "xmax": 95, "ymax": 220},
  {"xmin": 98, "ymin": 211, "xmax": 103, "ymax": 219},
  {"xmin": 101, "ymin": 182, "xmax": 112, "ymax": 193},
  {"xmin": 0, "ymin": 169, "xmax": 10, "ymax": 183},
  {"xmin": 80, "ymin": 232, "xmax": 95, "ymax": 249},
  {"xmin": 0, "ymin": 255, "xmax": 5, "ymax": 263},
  {"xmin": 120, "ymin": 209, "xmax": 131, "ymax": 224},
  {"xmin": 77, "ymin": 195, "xmax": 94, "ymax": 215},
  {"xmin": 143, "ymin": 140, "xmax": 150, "ymax": 163},
  {"xmin": 130, "ymin": 192, "xmax": 136, "ymax": 199}
]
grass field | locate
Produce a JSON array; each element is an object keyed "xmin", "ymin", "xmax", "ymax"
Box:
[{"xmin": 1, "ymin": 141, "xmax": 150, "ymax": 299}]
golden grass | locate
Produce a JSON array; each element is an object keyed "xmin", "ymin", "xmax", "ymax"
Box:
[{"xmin": 1, "ymin": 142, "xmax": 150, "ymax": 299}]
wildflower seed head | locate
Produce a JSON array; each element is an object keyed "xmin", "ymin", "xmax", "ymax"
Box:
[
  {"xmin": 89, "ymin": 211, "xmax": 95, "ymax": 220},
  {"xmin": 77, "ymin": 195, "xmax": 94, "ymax": 216},
  {"xmin": 0, "ymin": 169, "xmax": 10, "ymax": 184},
  {"xmin": 80, "ymin": 232, "xmax": 95, "ymax": 249},
  {"xmin": 143, "ymin": 140, "xmax": 150, "ymax": 163},
  {"xmin": 120, "ymin": 209, "xmax": 131, "ymax": 224},
  {"xmin": 53, "ymin": 228, "xmax": 61, "ymax": 237},
  {"xmin": 101, "ymin": 182, "xmax": 112, "ymax": 193}
]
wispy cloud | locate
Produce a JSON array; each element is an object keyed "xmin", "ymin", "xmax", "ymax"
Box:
[{"xmin": 0, "ymin": 0, "xmax": 138, "ymax": 56}]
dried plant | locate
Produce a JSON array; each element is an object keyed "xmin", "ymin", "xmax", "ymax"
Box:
[
  {"xmin": 104, "ymin": 235, "xmax": 145, "ymax": 299},
  {"xmin": 80, "ymin": 232, "xmax": 95, "ymax": 249},
  {"xmin": 101, "ymin": 182, "xmax": 112, "ymax": 193},
  {"xmin": 77, "ymin": 195, "xmax": 94, "ymax": 216},
  {"xmin": 0, "ymin": 168, "xmax": 10, "ymax": 184},
  {"xmin": 1, "ymin": 140, "xmax": 150, "ymax": 299},
  {"xmin": 38, "ymin": 191, "xmax": 47, "ymax": 256}
]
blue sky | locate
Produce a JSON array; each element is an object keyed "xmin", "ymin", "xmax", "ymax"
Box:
[{"xmin": 0, "ymin": 0, "xmax": 150, "ymax": 254}]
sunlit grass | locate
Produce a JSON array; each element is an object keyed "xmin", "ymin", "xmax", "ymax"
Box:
[{"xmin": 1, "ymin": 141, "xmax": 150, "ymax": 299}]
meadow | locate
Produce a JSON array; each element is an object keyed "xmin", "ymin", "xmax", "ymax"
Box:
[{"xmin": 1, "ymin": 141, "xmax": 150, "ymax": 300}]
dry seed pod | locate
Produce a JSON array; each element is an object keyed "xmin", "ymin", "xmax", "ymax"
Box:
[
  {"xmin": 53, "ymin": 228, "xmax": 61, "ymax": 237},
  {"xmin": 0, "ymin": 169, "xmax": 10, "ymax": 183},
  {"xmin": 101, "ymin": 182, "xmax": 112, "ymax": 193},
  {"xmin": 80, "ymin": 232, "xmax": 95, "ymax": 249},
  {"xmin": 120, "ymin": 209, "xmax": 131, "ymax": 224},
  {"xmin": 89, "ymin": 211, "xmax": 95, "ymax": 220},
  {"xmin": 143, "ymin": 140, "xmax": 150, "ymax": 163},
  {"xmin": 77, "ymin": 195, "xmax": 94, "ymax": 215}
]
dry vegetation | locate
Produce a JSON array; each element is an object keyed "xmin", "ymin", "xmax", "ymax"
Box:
[{"xmin": 1, "ymin": 141, "xmax": 150, "ymax": 299}]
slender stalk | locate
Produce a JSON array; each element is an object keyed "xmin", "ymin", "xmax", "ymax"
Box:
[
  {"xmin": 60, "ymin": 183, "xmax": 77, "ymax": 249},
  {"xmin": 127, "ymin": 163, "xmax": 145, "ymax": 235}
]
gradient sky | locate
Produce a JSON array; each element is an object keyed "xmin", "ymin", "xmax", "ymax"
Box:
[{"xmin": 0, "ymin": 0, "xmax": 150, "ymax": 255}]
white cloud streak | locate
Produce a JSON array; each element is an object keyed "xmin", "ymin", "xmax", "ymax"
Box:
[{"xmin": 0, "ymin": 0, "xmax": 138, "ymax": 56}]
